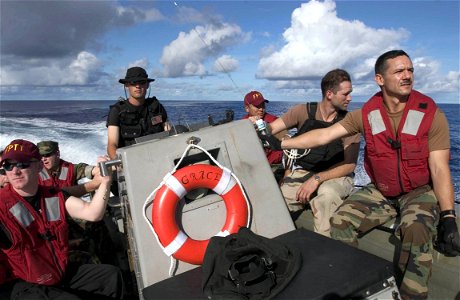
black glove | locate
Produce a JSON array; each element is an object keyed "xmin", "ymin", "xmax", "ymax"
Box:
[
  {"xmin": 257, "ymin": 132, "xmax": 282, "ymax": 150},
  {"xmin": 435, "ymin": 217, "xmax": 460, "ymax": 257}
]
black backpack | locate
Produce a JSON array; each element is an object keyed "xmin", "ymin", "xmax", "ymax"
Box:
[{"xmin": 202, "ymin": 227, "xmax": 302, "ymax": 300}]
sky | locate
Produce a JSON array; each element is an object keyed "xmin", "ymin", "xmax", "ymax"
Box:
[{"xmin": 0, "ymin": 0, "xmax": 459, "ymax": 103}]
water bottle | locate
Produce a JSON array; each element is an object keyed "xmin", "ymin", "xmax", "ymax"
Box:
[
  {"xmin": 255, "ymin": 119, "xmax": 269, "ymax": 147},
  {"xmin": 255, "ymin": 119, "xmax": 267, "ymax": 135}
]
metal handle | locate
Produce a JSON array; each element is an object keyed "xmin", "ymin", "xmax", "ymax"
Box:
[{"xmin": 98, "ymin": 159, "xmax": 122, "ymax": 177}]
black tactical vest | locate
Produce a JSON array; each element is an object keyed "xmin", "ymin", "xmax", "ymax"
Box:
[
  {"xmin": 111, "ymin": 97, "xmax": 166, "ymax": 146},
  {"xmin": 295, "ymin": 102, "xmax": 346, "ymax": 172}
]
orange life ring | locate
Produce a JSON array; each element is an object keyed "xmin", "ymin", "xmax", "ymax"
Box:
[{"xmin": 152, "ymin": 164, "xmax": 249, "ymax": 265}]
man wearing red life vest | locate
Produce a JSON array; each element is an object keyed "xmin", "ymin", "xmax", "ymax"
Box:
[
  {"xmin": 261, "ymin": 50, "xmax": 459, "ymax": 299},
  {"xmin": 37, "ymin": 140, "xmax": 102, "ymax": 197},
  {"xmin": 0, "ymin": 139, "xmax": 124, "ymax": 299},
  {"xmin": 37, "ymin": 140, "xmax": 116, "ymax": 267}
]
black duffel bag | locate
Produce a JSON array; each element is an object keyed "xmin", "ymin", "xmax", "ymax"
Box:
[{"xmin": 202, "ymin": 227, "xmax": 302, "ymax": 300}]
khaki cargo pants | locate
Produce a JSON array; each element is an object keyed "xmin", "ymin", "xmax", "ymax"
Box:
[
  {"xmin": 280, "ymin": 169, "xmax": 354, "ymax": 237},
  {"xmin": 330, "ymin": 184, "xmax": 439, "ymax": 300}
]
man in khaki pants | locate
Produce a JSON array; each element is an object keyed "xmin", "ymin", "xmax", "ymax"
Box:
[{"xmin": 267, "ymin": 69, "xmax": 360, "ymax": 237}]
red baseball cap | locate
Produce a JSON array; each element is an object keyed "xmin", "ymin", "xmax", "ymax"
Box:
[
  {"xmin": 244, "ymin": 91, "xmax": 269, "ymax": 107},
  {"xmin": 1, "ymin": 139, "xmax": 41, "ymax": 165}
]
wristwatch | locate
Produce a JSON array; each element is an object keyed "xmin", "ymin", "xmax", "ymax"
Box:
[
  {"xmin": 440, "ymin": 209, "xmax": 457, "ymax": 218},
  {"xmin": 313, "ymin": 174, "xmax": 321, "ymax": 183}
]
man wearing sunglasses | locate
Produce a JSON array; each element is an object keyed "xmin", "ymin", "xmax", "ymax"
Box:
[
  {"xmin": 243, "ymin": 91, "xmax": 287, "ymax": 183},
  {"xmin": 37, "ymin": 140, "xmax": 115, "ymax": 267},
  {"xmin": 106, "ymin": 66, "xmax": 171, "ymax": 160},
  {"xmin": 0, "ymin": 139, "xmax": 124, "ymax": 299},
  {"xmin": 37, "ymin": 140, "xmax": 101, "ymax": 197},
  {"xmin": 243, "ymin": 91, "xmax": 284, "ymax": 166}
]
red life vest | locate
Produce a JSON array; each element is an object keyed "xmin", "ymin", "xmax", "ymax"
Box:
[
  {"xmin": 362, "ymin": 90, "xmax": 436, "ymax": 197},
  {"xmin": 39, "ymin": 159, "xmax": 75, "ymax": 188},
  {"xmin": 0, "ymin": 185, "xmax": 69, "ymax": 285},
  {"xmin": 0, "ymin": 251, "xmax": 13, "ymax": 284}
]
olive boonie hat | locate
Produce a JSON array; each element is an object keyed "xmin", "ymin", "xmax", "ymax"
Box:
[
  {"xmin": 1, "ymin": 139, "xmax": 41, "ymax": 165},
  {"xmin": 37, "ymin": 140, "xmax": 59, "ymax": 155},
  {"xmin": 119, "ymin": 67, "xmax": 155, "ymax": 84}
]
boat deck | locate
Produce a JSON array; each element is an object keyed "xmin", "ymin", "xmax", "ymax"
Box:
[{"xmin": 295, "ymin": 209, "xmax": 460, "ymax": 300}]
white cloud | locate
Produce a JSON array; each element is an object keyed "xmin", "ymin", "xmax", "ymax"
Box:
[
  {"xmin": 0, "ymin": 52, "xmax": 102, "ymax": 86},
  {"xmin": 63, "ymin": 52, "xmax": 102, "ymax": 85},
  {"xmin": 0, "ymin": 1, "xmax": 161, "ymax": 59},
  {"xmin": 174, "ymin": 6, "xmax": 211, "ymax": 24},
  {"xmin": 0, "ymin": 1, "xmax": 163, "ymax": 89},
  {"xmin": 116, "ymin": 6, "xmax": 165, "ymax": 24},
  {"xmin": 143, "ymin": 8, "xmax": 166, "ymax": 22},
  {"xmin": 127, "ymin": 58, "xmax": 150, "ymax": 70},
  {"xmin": 260, "ymin": 32, "xmax": 271, "ymax": 38},
  {"xmin": 257, "ymin": 0, "xmax": 409, "ymax": 80},
  {"xmin": 413, "ymin": 56, "xmax": 460, "ymax": 93},
  {"xmin": 160, "ymin": 23, "xmax": 248, "ymax": 77},
  {"xmin": 213, "ymin": 55, "xmax": 239, "ymax": 73}
]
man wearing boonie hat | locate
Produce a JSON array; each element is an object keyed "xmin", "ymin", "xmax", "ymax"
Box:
[
  {"xmin": 106, "ymin": 66, "xmax": 171, "ymax": 159},
  {"xmin": 37, "ymin": 140, "xmax": 113, "ymax": 267},
  {"xmin": 37, "ymin": 140, "xmax": 101, "ymax": 196},
  {"xmin": 242, "ymin": 91, "xmax": 286, "ymax": 178},
  {"xmin": 0, "ymin": 139, "xmax": 124, "ymax": 299}
]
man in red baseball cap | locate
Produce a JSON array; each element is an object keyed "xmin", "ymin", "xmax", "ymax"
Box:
[
  {"xmin": 244, "ymin": 91, "xmax": 270, "ymax": 119},
  {"xmin": 1, "ymin": 139, "xmax": 42, "ymax": 163},
  {"xmin": 0, "ymin": 139, "xmax": 124, "ymax": 299},
  {"xmin": 0, "ymin": 139, "xmax": 42, "ymax": 192},
  {"xmin": 242, "ymin": 91, "xmax": 286, "ymax": 180}
]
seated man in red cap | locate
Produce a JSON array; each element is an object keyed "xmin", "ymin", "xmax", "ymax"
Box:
[
  {"xmin": 242, "ymin": 91, "xmax": 286, "ymax": 169},
  {"xmin": 0, "ymin": 139, "xmax": 124, "ymax": 299}
]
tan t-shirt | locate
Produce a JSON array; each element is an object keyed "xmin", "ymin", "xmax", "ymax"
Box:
[
  {"xmin": 281, "ymin": 103, "xmax": 361, "ymax": 147},
  {"xmin": 339, "ymin": 107, "xmax": 450, "ymax": 151}
]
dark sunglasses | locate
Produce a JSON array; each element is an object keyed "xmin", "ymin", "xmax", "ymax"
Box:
[
  {"xmin": 128, "ymin": 80, "xmax": 148, "ymax": 86},
  {"xmin": 41, "ymin": 152, "xmax": 57, "ymax": 158},
  {"xmin": 250, "ymin": 103, "xmax": 266, "ymax": 109},
  {"xmin": 3, "ymin": 161, "xmax": 35, "ymax": 171},
  {"xmin": 0, "ymin": 168, "xmax": 5, "ymax": 176}
]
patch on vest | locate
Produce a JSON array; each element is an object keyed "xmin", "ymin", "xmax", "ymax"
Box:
[
  {"xmin": 368, "ymin": 110, "xmax": 386, "ymax": 135},
  {"xmin": 401, "ymin": 110, "xmax": 424, "ymax": 136},
  {"xmin": 151, "ymin": 115, "xmax": 163, "ymax": 126}
]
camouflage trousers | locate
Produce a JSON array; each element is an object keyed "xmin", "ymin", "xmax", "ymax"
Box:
[
  {"xmin": 280, "ymin": 169, "xmax": 354, "ymax": 237},
  {"xmin": 330, "ymin": 184, "xmax": 439, "ymax": 300}
]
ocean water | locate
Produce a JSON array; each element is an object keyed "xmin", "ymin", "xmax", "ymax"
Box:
[{"xmin": 0, "ymin": 100, "xmax": 459, "ymax": 201}]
